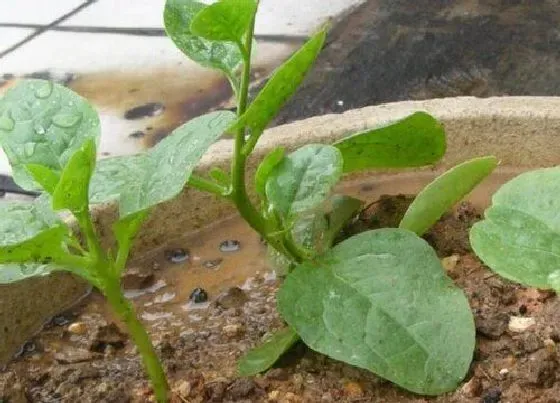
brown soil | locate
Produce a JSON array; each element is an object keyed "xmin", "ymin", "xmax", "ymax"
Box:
[{"xmin": 3, "ymin": 196, "xmax": 560, "ymax": 403}]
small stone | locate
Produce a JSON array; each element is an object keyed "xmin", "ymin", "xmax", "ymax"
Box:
[
  {"xmin": 476, "ymin": 313, "xmax": 509, "ymax": 339},
  {"xmin": 189, "ymin": 287, "xmax": 208, "ymax": 303},
  {"xmin": 202, "ymin": 258, "xmax": 223, "ymax": 269},
  {"xmin": 223, "ymin": 324, "xmax": 245, "ymax": 338},
  {"xmin": 343, "ymin": 381, "xmax": 364, "ymax": 398},
  {"xmin": 219, "ymin": 239, "xmax": 241, "ymax": 252},
  {"xmin": 89, "ymin": 323, "xmax": 127, "ymax": 352},
  {"xmin": 268, "ymin": 390, "xmax": 281, "ymax": 401},
  {"xmin": 68, "ymin": 322, "xmax": 87, "ymax": 335},
  {"xmin": 481, "ymin": 387, "xmax": 501, "ymax": 403},
  {"xmin": 216, "ymin": 287, "xmax": 248, "ymax": 309},
  {"xmin": 121, "ymin": 268, "xmax": 155, "ymax": 290},
  {"xmin": 508, "ymin": 316, "xmax": 536, "ymax": 333},
  {"xmin": 52, "ymin": 315, "xmax": 70, "ymax": 326},
  {"xmin": 173, "ymin": 380, "xmax": 191, "ymax": 398},
  {"xmin": 544, "ymin": 338, "xmax": 556, "ymax": 355},
  {"xmin": 54, "ymin": 348, "xmax": 94, "ymax": 364},
  {"xmin": 166, "ymin": 248, "xmax": 189, "ymax": 264},
  {"xmin": 499, "ymin": 368, "xmax": 509, "ymax": 376},
  {"xmin": 283, "ymin": 392, "xmax": 298, "ymax": 402},
  {"xmin": 461, "ymin": 377, "xmax": 482, "ymax": 397},
  {"xmin": 124, "ymin": 102, "xmax": 164, "ymax": 120},
  {"xmin": 441, "ymin": 255, "xmax": 460, "ymax": 272}
]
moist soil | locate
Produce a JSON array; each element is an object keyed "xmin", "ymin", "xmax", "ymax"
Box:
[{"xmin": 3, "ymin": 197, "xmax": 560, "ymax": 403}]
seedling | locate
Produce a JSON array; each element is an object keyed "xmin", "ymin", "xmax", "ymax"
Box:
[
  {"xmin": 471, "ymin": 168, "xmax": 560, "ymax": 291},
  {"xmin": 0, "ymin": 0, "xmax": 499, "ymax": 400}
]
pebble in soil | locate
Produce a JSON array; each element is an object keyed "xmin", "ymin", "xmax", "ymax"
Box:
[
  {"xmin": 219, "ymin": 239, "xmax": 241, "ymax": 253},
  {"xmin": 189, "ymin": 287, "xmax": 209, "ymax": 303},
  {"xmin": 165, "ymin": 248, "xmax": 190, "ymax": 263}
]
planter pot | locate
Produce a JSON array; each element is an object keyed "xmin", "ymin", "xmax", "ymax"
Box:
[{"xmin": 2, "ymin": 96, "xmax": 560, "ymax": 366}]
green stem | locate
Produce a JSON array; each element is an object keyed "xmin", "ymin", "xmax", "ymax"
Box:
[
  {"xmin": 189, "ymin": 174, "xmax": 228, "ymax": 197},
  {"xmin": 75, "ymin": 210, "xmax": 104, "ymax": 263},
  {"xmin": 103, "ymin": 278, "xmax": 169, "ymax": 403}
]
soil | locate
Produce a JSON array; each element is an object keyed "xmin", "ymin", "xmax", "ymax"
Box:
[{"xmin": 3, "ymin": 190, "xmax": 560, "ymax": 403}]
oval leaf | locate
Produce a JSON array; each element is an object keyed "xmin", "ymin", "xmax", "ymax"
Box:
[
  {"xmin": 278, "ymin": 228, "xmax": 475, "ymax": 395},
  {"xmin": 400, "ymin": 156, "xmax": 498, "ymax": 235},
  {"xmin": 190, "ymin": 0, "xmax": 257, "ymax": 43},
  {"xmin": 164, "ymin": 0, "xmax": 243, "ymax": 77},
  {"xmin": 265, "ymin": 144, "xmax": 342, "ymax": 221},
  {"xmin": 334, "ymin": 112, "xmax": 446, "ymax": 172},
  {"xmin": 471, "ymin": 167, "xmax": 560, "ymax": 289},
  {"xmin": 230, "ymin": 27, "xmax": 327, "ymax": 135},
  {"xmin": 90, "ymin": 111, "xmax": 235, "ymax": 218},
  {"xmin": 238, "ymin": 327, "xmax": 300, "ymax": 377},
  {"xmin": 0, "ymin": 79, "xmax": 100, "ymax": 190},
  {"xmin": 255, "ymin": 147, "xmax": 285, "ymax": 198}
]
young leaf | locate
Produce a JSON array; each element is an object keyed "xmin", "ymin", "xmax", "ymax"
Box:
[
  {"xmin": 471, "ymin": 167, "xmax": 560, "ymax": 289},
  {"xmin": 112, "ymin": 210, "xmax": 149, "ymax": 272},
  {"xmin": 52, "ymin": 138, "xmax": 96, "ymax": 214},
  {"xmin": 278, "ymin": 228, "xmax": 475, "ymax": 395},
  {"xmin": 209, "ymin": 167, "xmax": 230, "ymax": 187},
  {"xmin": 190, "ymin": 0, "xmax": 257, "ymax": 43},
  {"xmin": 0, "ymin": 79, "xmax": 100, "ymax": 190},
  {"xmin": 229, "ymin": 28, "xmax": 327, "ymax": 136},
  {"xmin": 265, "ymin": 144, "xmax": 342, "ymax": 222},
  {"xmin": 400, "ymin": 156, "xmax": 498, "ymax": 236},
  {"xmin": 323, "ymin": 195, "xmax": 363, "ymax": 245},
  {"xmin": 255, "ymin": 147, "xmax": 285, "ymax": 198},
  {"xmin": 238, "ymin": 327, "xmax": 299, "ymax": 377},
  {"xmin": 89, "ymin": 111, "xmax": 235, "ymax": 218},
  {"xmin": 0, "ymin": 200, "xmax": 66, "ymax": 264},
  {"xmin": 164, "ymin": 0, "xmax": 243, "ymax": 78},
  {"xmin": 25, "ymin": 164, "xmax": 60, "ymax": 194},
  {"xmin": 334, "ymin": 112, "xmax": 446, "ymax": 172}
]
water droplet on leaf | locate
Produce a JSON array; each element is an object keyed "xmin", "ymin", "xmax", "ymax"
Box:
[
  {"xmin": 0, "ymin": 113, "xmax": 15, "ymax": 131},
  {"xmin": 33, "ymin": 124, "xmax": 45, "ymax": 135},
  {"xmin": 547, "ymin": 270, "xmax": 560, "ymax": 290},
  {"xmin": 24, "ymin": 143, "xmax": 36, "ymax": 157},
  {"xmin": 34, "ymin": 81, "xmax": 53, "ymax": 99},
  {"xmin": 219, "ymin": 239, "xmax": 240, "ymax": 252},
  {"xmin": 52, "ymin": 112, "xmax": 81, "ymax": 128}
]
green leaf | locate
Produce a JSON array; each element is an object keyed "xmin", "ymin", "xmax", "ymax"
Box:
[
  {"xmin": 0, "ymin": 79, "xmax": 100, "ymax": 190},
  {"xmin": 265, "ymin": 144, "xmax": 342, "ymax": 222},
  {"xmin": 334, "ymin": 112, "xmax": 446, "ymax": 172},
  {"xmin": 190, "ymin": 0, "xmax": 257, "ymax": 43},
  {"xmin": 25, "ymin": 164, "xmax": 60, "ymax": 194},
  {"xmin": 90, "ymin": 111, "xmax": 235, "ymax": 218},
  {"xmin": 323, "ymin": 195, "xmax": 363, "ymax": 246},
  {"xmin": 230, "ymin": 27, "xmax": 327, "ymax": 135},
  {"xmin": 164, "ymin": 0, "xmax": 243, "ymax": 78},
  {"xmin": 255, "ymin": 147, "xmax": 285, "ymax": 198},
  {"xmin": 400, "ymin": 156, "xmax": 498, "ymax": 236},
  {"xmin": 0, "ymin": 263, "xmax": 56, "ymax": 284},
  {"xmin": 278, "ymin": 229, "xmax": 475, "ymax": 395},
  {"xmin": 112, "ymin": 210, "xmax": 149, "ymax": 272},
  {"xmin": 209, "ymin": 167, "xmax": 230, "ymax": 187},
  {"xmin": 471, "ymin": 167, "xmax": 560, "ymax": 289},
  {"xmin": 52, "ymin": 139, "xmax": 96, "ymax": 214},
  {"xmin": 0, "ymin": 199, "xmax": 66, "ymax": 264},
  {"xmin": 238, "ymin": 327, "xmax": 300, "ymax": 376}
]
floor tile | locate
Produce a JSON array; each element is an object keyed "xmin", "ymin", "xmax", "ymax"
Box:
[
  {"xmin": 0, "ymin": 0, "xmax": 87, "ymax": 24},
  {"xmin": 0, "ymin": 28, "xmax": 33, "ymax": 55}
]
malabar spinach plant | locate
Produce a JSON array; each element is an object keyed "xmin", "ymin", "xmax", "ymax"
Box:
[
  {"xmin": 471, "ymin": 168, "xmax": 560, "ymax": 291},
  {"xmin": 0, "ymin": 0, "xmax": 498, "ymax": 400}
]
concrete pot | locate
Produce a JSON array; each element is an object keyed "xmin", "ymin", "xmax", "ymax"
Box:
[{"xmin": 2, "ymin": 96, "xmax": 560, "ymax": 364}]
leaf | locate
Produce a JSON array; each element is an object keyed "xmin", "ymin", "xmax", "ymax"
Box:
[
  {"xmin": 400, "ymin": 156, "xmax": 498, "ymax": 236},
  {"xmin": 0, "ymin": 199, "xmax": 66, "ymax": 264},
  {"xmin": 265, "ymin": 144, "xmax": 343, "ymax": 222},
  {"xmin": 209, "ymin": 167, "xmax": 230, "ymax": 186},
  {"xmin": 0, "ymin": 263, "xmax": 56, "ymax": 284},
  {"xmin": 278, "ymin": 229, "xmax": 475, "ymax": 395},
  {"xmin": 25, "ymin": 164, "xmax": 60, "ymax": 194},
  {"xmin": 90, "ymin": 111, "xmax": 235, "ymax": 218},
  {"xmin": 470, "ymin": 167, "xmax": 560, "ymax": 289},
  {"xmin": 238, "ymin": 327, "xmax": 300, "ymax": 376},
  {"xmin": 334, "ymin": 112, "xmax": 446, "ymax": 172},
  {"xmin": 190, "ymin": 0, "xmax": 257, "ymax": 43},
  {"xmin": 112, "ymin": 210, "xmax": 149, "ymax": 272},
  {"xmin": 52, "ymin": 138, "xmax": 96, "ymax": 214},
  {"xmin": 255, "ymin": 147, "xmax": 285, "ymax": 198},
  {"xmin": 323, "ymin": 195, "xmax": 363, "ymax": 245},
  {"xmin": 229, "ymin": 28, "xmax": 327, "ymax": 135},
  {"xmin": 0, "ymin": 79, "xmax": 100, "ymax": 190},
  {"xmin": 164, "ymin": 0, "xmax": 243, "ymax": 77}
]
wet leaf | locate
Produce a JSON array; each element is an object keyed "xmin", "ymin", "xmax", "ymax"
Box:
[
  {"xmin": 230, "ymin": 28, "xmax": 327, "ymax": 135},
  {"xmin": 90, "ymin": 111, "xmax": 235, "ymax": 218},
  {"xmin": 52, "ymin": 139, "xmax": 96, "ymax": 214},
  {"xmin": 278, "ymin": 229, "xmax": 475, "ymax": 395},
  {"xmin": 164, "ymin": 0, "xmax": 243, "ymax": 78},
  {"xmin": 400, "ymin": 156, "xmax": 498, "ymax": 235},
  {"xmin": 112, "ymin": 210, "xmax": 149, "ymax": 272},
  {"xmin": 265, "ymin": 144, "xmax": 342, "ymax": 223},
  {"xmin": 25, "ymin": 164, "xmax": 60, "ymax": 194},
  {"xmin": 334, "ymin": 112, "xmax": 446, "ymax": 172},
  {"xmin": 0, "ymin": 79, "xmax": 100, "ymax": 190},
  {"xmin": 0, "ymin": 263, "xmax": 56, "ymax": 284},
  {"xmin": 255, "ymin": 147, "xmax": 285, "ymax": 198},
  {"xmin": 238, "ymin": 327, "xmax": 300, "ymax": 376},
  {"xmin": 471, "ymin": 167, "xmax": 560, "ymax": 289},
  {"xmin": 190, "ymin": 0, "xmax": 257, "ymax": 43}
]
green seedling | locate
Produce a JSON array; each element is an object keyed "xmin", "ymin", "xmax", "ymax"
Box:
[
  {"xmin": 471, "ymin": 167, "xmax": 560, "ymax": 291},
  {"xmin": 0, "ymin": 0, "xmax": 499, "ymax": 400}
]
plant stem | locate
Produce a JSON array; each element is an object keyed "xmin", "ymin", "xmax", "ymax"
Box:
[
  {"xmin": 104, "ymin": 278, "xmax": 169, "ymax": 403},
  {"xmin": 189, "ymin": 174, "xmax": 228, "ymax": 196}
]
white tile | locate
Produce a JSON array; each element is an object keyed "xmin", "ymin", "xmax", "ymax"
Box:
[
  {"xmin": 0, "ymin": 0, "xmax": 87, "ymax": 24},
  {"xmin": 61, "ymin": 0, "xmax": 365, "ymax": 36},
  {"xmin": 0, "ymin": 28, "xmax": 34, "ymax": 55}
]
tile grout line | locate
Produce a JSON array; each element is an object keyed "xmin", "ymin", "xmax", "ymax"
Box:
[{"xmin": 0, "ymin": 0, "xmax": 99, "ymax": 60}]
